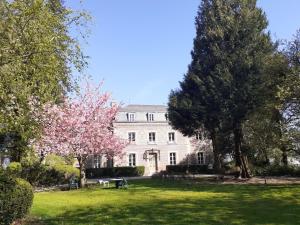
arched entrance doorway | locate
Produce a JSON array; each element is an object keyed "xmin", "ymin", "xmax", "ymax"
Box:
[{"xmin": 143, "ymin": 149, "xmax": 160, "ymax": 175}]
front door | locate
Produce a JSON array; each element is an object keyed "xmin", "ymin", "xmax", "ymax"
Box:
[{"xmin": 148, "ymin": 153, "xmax": 158, "ymax": 175}]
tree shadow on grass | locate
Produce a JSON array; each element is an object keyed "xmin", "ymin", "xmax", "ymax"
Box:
[
  {"xmin": 128, "ymin": 179, "xmax": 300, "ymax": 196},
  {"xmin": 35, "ymin": 185, "xmax": 300, "ymax": 225}
]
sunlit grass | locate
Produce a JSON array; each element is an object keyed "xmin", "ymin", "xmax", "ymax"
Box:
[{"xmin": 29, "ymin": 179, "xmax": 300, "ymax": 225}]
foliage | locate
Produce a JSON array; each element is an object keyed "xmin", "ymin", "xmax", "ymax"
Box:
[
  {"xmin": 281, "ymin": 30, "xmax": 300, "ymax": 160},
  {"xmin": 253, "ymin": 164, "xmax": 300, "ymax": 177},
  {"xmin": 44, "ymin": 153, "xmax": 74, "ymax": 166},
  {"xmin": 242, "ymin": 30, "xmax": 300, "ymax": 166},
  {"xmin": 20, "ymin": 155, "xmax": 79, "ymax": 186},
  {"xmin": 168, "ymin": 0, "xmax": 275, "ymax": 178},
  {"xmin": 40, "ymin": 164, "xmax": 79, "ymax": 186},
  {"xmin": 165, "ymin": 165, "xmax": 212, "ymax": 175},
  {"xmin": 33, "ymin": 82, "xmax": 127, "ymax": 187},
  {"xmin": 0, "ymin": 0, "xmax": 89, "ymax": 161},
  {"xmin": 6, "ymin": 161, "xmax": 22, "ymax": 177},
  {"xmin": 21, "ymin": 160, "xmax": 47, "ymax": 185},
  {"xmin": 0, "ymin": 175, "xmax": 33, "ymax": 225},
  {"xmin": 29, "ymin": 180, "xmax": 300, "ymax": 225},
  {"xmin": 86, "ymin": 166, "xmax": 145, "ymax": 178}
]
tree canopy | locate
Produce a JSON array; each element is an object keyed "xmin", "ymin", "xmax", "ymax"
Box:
[
  {"xmin": 168, "ymin": 0, "xmax": 275, "ymax": 177},
  {"xmin": 0, "ymin": 0, "xmax": 89, "ymax": 161}
]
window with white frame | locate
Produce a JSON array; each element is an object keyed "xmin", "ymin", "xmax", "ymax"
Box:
[
  {"xmin": 149, "ymin": 132, "xmax": 156, "ymax": 143},
  {"xmin": 147, "ymin": 113, "xmax": 154, "ymax": 122},
  {"xmin": 168, "ymin": 132, "xmax": 175, "ymax": 142},
  {"xmin": 195, "ymin": 132, "xmax": 202, "ymax": 140},
  {"xmin": 94, "ymin": 155, "xmax": 101, "ymax": 168},
  {"xmin": 197, "ymin": 152, "xmax": 205, "ymax": 165},
  {"xmin": 128, "ymin": 113, "xmax": 135, "ymax": 122},
  {"xmin": 169, "ymin": 152, "xmax": 176, "ymax": 165},
  {"xmin": 129, "ymin": 153, "xmax": 136, "ymax": 167},
  {"xmin": 128, "ymin": 132, "xmax": 136, "ymax": 142}
]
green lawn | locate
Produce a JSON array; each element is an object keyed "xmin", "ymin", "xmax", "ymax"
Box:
[{"xmin": 29, "ymin": 179, "xmax": 300, "ymax": 225}]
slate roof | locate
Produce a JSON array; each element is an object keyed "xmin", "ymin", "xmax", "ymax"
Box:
[{"xmin": 119, "ymin": 104, "xmax": 167, "ymax": 112}]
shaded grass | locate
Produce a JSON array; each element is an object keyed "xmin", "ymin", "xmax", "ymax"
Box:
[{"xmin": 29, "ymin": 179, "xmax": 300, "ymax": 225}]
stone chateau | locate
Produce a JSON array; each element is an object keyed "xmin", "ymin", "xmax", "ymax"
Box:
[{"xmin": 86, "ymin": 105, "xmax": 213, "ymax": 175}]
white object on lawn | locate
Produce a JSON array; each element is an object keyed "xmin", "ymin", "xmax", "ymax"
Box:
[{"xmin": 98, "ymin": 179, "xmax": 109, "ymax": 187}]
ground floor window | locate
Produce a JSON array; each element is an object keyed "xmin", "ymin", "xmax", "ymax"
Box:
[
  {"xmin": 197, "ymin": 152, "xmax": 205, "ymax": 165},
  {"xmin": 129, "ymin": 153, "xmax": 136, "ymax": 167},
  {"xmin": 106, "ymin": 158, "xmax": 114, "ymax": 168},
  {"xmin": 94, "ymin": 155, "xmax": 101, "ymax": 168},
  {"xmin": 169, "ymin": 152, "xmax": 176, "ymax": 165}
]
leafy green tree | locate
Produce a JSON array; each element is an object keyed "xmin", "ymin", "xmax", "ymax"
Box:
[
  {"xmin": 0, "ymin": 0, "xmax": 89, "ymax": 161},
  {"xmin": 243, "ymin": 29, "xmax": 300, "ymax": 167},
  {"xmin": 168, "ymin": 0, "xmax": 274, "ymax": 177},
  {"xmin": 279, "ymin": 29, "xmax": 300, "ymax": 163}
]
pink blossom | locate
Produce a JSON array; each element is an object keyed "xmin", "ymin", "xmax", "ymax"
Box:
[{"xmin": 33, "ymin": 81, "xmax": 127, "ymax": 187}]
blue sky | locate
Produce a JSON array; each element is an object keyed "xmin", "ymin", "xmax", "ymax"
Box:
[{"xmin": 66, "ymin": 0, "xmax": 300, "ymax": 105}]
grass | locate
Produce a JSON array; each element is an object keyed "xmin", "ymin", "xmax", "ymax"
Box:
[{"xmin": 28, "ymin": 179, "xmax": 300, "ymax": 225}]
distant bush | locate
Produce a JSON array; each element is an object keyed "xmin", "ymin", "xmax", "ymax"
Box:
[
  {"xmin": 86, "ymin": 166, "xmax": 145, "ymax": 178},
  {"xmin": 0, "ymin": 175, "xmax": 33, "ymax": 225},
  {"xmin": 21, "ymin": 161, "xmax": 47, "ymax": 185},
  {"xmin": 21, "ymin": 161, "xmax": 79, "ymax": 187},
  {"xmin": 254, "ymin": 164, "xmax": 300, "ymax": 177},
  {"xmin": 6, "ymin": 162, "xmax": 22, "ymax": 177},
  {"xmin": 166, "ymin": 165, "xmax": 213, "ymax": 175},
  {"xmin": 40, "ymin": 164, "xmax": 79, "ymax": 186}
]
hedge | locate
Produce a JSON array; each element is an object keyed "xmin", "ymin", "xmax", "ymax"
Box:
[
  {"xmin": 86, "ymin": 166, "xmax": 145, "ymax": 178},
  {"xmin": 21, "ymin": 162, "xmax": 79, "ymax": 187},
  {"xmin": 0, "ymin": 175, "xmax": 33, "ymax": 225},
  {"xmin": 166, "ymin": 165, "xmax": 213, "ymax": 174}
]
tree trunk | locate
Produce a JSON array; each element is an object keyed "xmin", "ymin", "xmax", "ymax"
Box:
[
  {"xmin": 273, "ymin": 109, "xmax": 289, "ymax": 166},
  {"xmin": 281, "ymin": 148, "xmax": 288, "ymax": 166},
  {"xmin": 233, "ymin": 124, "xmax": 251, "ymax": 178},
  {"xmin": 211, "ymin": 131, "xmax": 222, "ymax": 173},
  {"xmin": 77, "ymin": 156, "xmax": 86, "ymax": 188}
]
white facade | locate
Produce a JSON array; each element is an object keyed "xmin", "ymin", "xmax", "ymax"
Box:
[{"xmin": 86, "ymin": 105, "xmax": 213, "ymax": 175}]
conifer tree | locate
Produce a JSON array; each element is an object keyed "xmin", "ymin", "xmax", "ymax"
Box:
[{"xmin": 168, "ymin": 0, "xmax": 274, "ymax": 177}]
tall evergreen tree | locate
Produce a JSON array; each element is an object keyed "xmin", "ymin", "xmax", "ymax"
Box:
[{"xmin": 168, "ymin": 0, "xmax": 274, "ymax": 177}]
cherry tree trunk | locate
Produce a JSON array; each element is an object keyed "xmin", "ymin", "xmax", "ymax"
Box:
[{"xmin": 77, "ymin": 157, "xmax": 86, "ymax": 188}]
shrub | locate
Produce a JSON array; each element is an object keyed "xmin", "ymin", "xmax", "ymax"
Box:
[
  {"xmin": 21, "ymin": 161, "xmax": 47, "ymax": 186},
  {"xmin": 86, "ymin": 166, "xmax": 145, "ymax": 178},
  {"xmin": 136, "ymin": 166, "xmax": 145, "ymax": 176},
  {"xmin": 253, "ymin": 164, "xmax": 300, "ymax": 177},
  {"xmin": 0, "ymin": 175, "xmax": 33, "ymax": 225},
  {"xmin": 165, "ymin": 165, "xmax": 213, "ymax": 175},
  {"xmin": 39, "ymin": 164, "xmax": 79, "ymax": 186},
  {"xmin": 21, "ymin": 161, "xmax": 79, "ymax": 187},
  {"xmin": 6, "ymin": 162, "xmax": 22, "ymax": 177}
]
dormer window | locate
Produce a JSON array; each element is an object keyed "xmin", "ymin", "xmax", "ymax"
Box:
[
  {"xmin": 127, "ymin": 113, "xmax": 135, "ymax": 122},
  {"xmin": 147, "ymin": 113, "xmax": 154, "ymax": 122}
]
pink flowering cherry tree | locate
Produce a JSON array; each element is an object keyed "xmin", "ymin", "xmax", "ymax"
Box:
[{"xmin": 34, "ymin": 82, "xmax": 127, "ymax": 187}]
